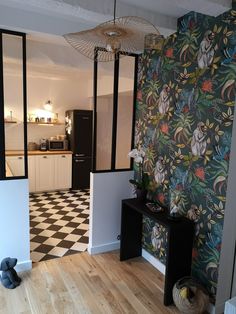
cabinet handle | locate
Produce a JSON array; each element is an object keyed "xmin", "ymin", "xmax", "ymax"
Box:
[
  {"xmin": 75, "ymin": 160, "xmax": 85, "ymax": 163},
  {"xmin": 61, "ymin": 155, "xmax": 66, "ymax": 158},
  {"xmin": 18, "ymin": 157, "xmax": 23, "ymax": 160},
  {"xmin": 75, "ymin": 154, "xmax": 85, "ymax": 157},
  {"xmin": 43, "ymin": 156, "xmax": 47, "ymax": 159},
  {"xmin": 82, "ymin": 117, "xmax": 89, "ymax": 120}
]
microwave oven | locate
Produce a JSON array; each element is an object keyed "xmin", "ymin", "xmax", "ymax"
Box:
[{"xmin": 48, "ymin": 139, "xmax": 68, "ymax": 151}]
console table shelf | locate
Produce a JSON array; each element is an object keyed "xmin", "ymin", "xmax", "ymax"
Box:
[{"xmin": 120, "ymin": 198, "xmax": 195, "ymax": 306}]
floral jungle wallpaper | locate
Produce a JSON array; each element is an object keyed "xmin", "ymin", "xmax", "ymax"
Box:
[{"xmin": 136, "ymin": 7, "xmax": 236, "ymax": 299}]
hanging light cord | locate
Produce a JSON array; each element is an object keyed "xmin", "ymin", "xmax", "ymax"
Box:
[{"xmin": 113, "ymin": 0, "xmax": 117, "ymax": 23}]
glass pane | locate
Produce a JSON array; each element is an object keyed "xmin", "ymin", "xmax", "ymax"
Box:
[
  {"xmin": 96, "ymin": 51, "xmax": 114, "ymax": 171},
  {"xmin": 3, "ymin": 34, "xmax": 25, "ymax": 177},
  {"xmin": 115, "ymin": 56, "xmax": 135, "ymax": 169}
]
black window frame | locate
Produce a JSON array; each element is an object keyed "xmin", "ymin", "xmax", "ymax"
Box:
[
  {"xmin": 0, "ymin": 29, "xmax": 28, "ymax": 180},
  {"xmin": 92, "ymin": 48, "xmax": 139, "ymax": 173}
]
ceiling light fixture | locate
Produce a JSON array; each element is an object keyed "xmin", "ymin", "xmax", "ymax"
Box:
[
  {"xmin": 44, "ymin": 100, "xmax": 53, "ymax": 111},
  {"xmin": 63, "ymin": 0, "xmax": 161, "ymax": 62}
]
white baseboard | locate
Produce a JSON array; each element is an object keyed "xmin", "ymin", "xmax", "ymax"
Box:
[
  {"xmin": 88, "ymin": 241, "xmax": 120, "ymax": 255},
  {"xmin": 215, "ymin": 302, "xmax": 224, "ymax": 314},
  {"xmin": 224, "ymin": 297, "xmax": 236, "ymax": 314},
  {"xmin": 142, "ymin": 249, "xmax": 166, "ymax": 275},
  {"xmin": 208, "ymin": 302, "xmax": 216, "ymax": 314},
  {"xmin": 15, "ymin": 260, "xmax": 32, "ymax": 273}
]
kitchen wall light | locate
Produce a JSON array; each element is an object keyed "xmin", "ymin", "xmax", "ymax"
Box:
[{"xmin": 44, "ymin": 100, "xmax": 53, "ymax": 111}]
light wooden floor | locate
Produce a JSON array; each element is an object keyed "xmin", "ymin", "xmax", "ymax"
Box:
[{"xmin": 0, "ymin": 251, "xmax": 179, "ymax": 314}]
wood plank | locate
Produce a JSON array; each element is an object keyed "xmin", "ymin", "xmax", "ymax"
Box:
[{"xmin": 0, "ymin": 251, "xmax": 179, "ymax": 313}]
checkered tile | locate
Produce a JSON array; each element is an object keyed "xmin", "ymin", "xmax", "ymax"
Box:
[{"xmin": 30, "ymin": 190, "xmax": 90, "ymax": 263}]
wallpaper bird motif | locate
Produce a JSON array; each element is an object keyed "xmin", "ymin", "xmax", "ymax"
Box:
[{"xmin": 137, "ymin": 9, "xmax": 236, "ymax": 298}]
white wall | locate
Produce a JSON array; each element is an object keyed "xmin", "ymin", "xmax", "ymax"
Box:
[
  {"xmin": 0, "ymin": 179, "xmax": 31, "ymax": 272},
  {"xmin": 96, "ymin": 96, "xmax": 113, "ymax": 170},
  {"xmin": 116, "ymin": 94, "xmax": 134, "ymax": 169},
  {"xmin": 96, "ymin": 93, "xmax": 133, "ymax": 170},
  {"xmin": 27, "ymin": 75, "xmax": 93, "ymax": 120},
  {"xmin": 88, "ymin": 171, "xmax": 134, "ymax": 254},
  {"xmin": 4, "ymin": 73, "xmax": 93, "ymax": 149},
  {"xmin": 95, "ymin": 75, "xmax": 134, "ymax": 97}
]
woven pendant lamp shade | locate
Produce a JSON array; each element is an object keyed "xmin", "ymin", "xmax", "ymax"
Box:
[{"xmin": 64, "ymin": 15, "xmax": 160, "ymax": 62}]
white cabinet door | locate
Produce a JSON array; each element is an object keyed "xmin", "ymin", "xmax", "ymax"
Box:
[
  {"xmin": 6, "ymin": 156, "xmax": 25, "ymax": 176},
  {"xmin": 55, "ymin": 154, "xmax": 72, "ymax": 190},
  {"xmin": 28, "ymin": 156, "xmax": 36, "ymax": 193},
  {"xmin": 36, "ymin": 155, "xmax": 55, "ymax": 192}
]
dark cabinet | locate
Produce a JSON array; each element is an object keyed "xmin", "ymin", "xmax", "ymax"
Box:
[
  {"xmin": 72, "ymin": 157, "xmax": 92, "ymax": 189},
  {"xmin": 66, "ymin": 110, "xmax": 93, "ymax": 190},
  {"xmin": 73, "ymin": 112, "xmax": 93, "ymax": 155},
  {"xmin": 66, "ymin": 110, "xmax": 93, "ymax": 155}
]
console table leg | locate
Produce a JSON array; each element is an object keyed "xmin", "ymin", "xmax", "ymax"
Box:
[{"xmin": 120, "ymin": 205, "xmax": 143, "ymax": 261}]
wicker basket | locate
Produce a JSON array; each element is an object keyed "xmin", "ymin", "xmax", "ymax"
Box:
[{"xmin": 173, "ymin": 277, "xmax": 209, "ymax": 314}]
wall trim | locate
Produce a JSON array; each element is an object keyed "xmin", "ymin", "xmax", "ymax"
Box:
[
  {"xmin": 215, "ymin": 301, "xmax": 225, "ymax": 314},
  {"xmin": 142, "ymin": 249, "xmax": 166, "ymax": 275},
  {"xmin": 15, "ymin": 260, "xmax": 32, "ymax": 273},
  {"xmin": 88, "ymin": 241, "xmax": 120, "ymax": 255},
  {"xmin": 208, "ymin": 302, "xmax": 216, "ymax": 314}
]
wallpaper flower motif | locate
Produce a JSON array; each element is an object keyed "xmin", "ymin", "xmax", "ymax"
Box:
[{"xmin": 137, "ymin": 10, "xmax": 236, "ymax": 299}]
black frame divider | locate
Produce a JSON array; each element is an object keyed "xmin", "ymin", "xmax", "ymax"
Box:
[
  {"xmin": 92, "ymin": 48, "xmax": 98, "ymax": 173},
  {"xmin": 111, "ymin": 54, "xmax": 120, "ymax": 170},
  {"xmin": 22, "ymin": 33, "xmax": 28, "ymax": 179},
  {"xmin": 131, "ymin": 56, "xmax": 139, "ymax": 155},
  {"xmin": 0, "ymin": 29, "xmax": 28, "ymax": 180},
  {"xmin": 92, "ymin": 50, "xmax": 139, "ymax": 173},
  {"xmin": 0, "ymin": 32, "xmax": 6, "ymax": 180}
]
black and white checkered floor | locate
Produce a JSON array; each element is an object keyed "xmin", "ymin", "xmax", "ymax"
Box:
[{"xmin": 30, "ymin": 190, "xmax": 90, "ymax": 263}]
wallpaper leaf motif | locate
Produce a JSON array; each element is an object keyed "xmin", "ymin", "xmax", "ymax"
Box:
[{"xmin": 137, "ymin": 10, "xmax": 236, "ymax": 298}]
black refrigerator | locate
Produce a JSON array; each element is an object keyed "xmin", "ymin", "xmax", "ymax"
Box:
[{"xmin": 65, "ymin": 110, "xmax": 93, "ymax": 189}]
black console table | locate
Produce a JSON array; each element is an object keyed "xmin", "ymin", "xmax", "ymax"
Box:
[{"xmin": 120, "ymin": 198, "xmax": 194, "ymax": 306}]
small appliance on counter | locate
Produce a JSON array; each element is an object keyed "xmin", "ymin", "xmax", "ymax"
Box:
[
  {"xmin": 28, "ymin": 142, "xmax": 38, "ymax": 151},
  {"xmin": 48, "ymin": 139, "xmax": 68, "ymax": 151},
  {"xmin": 39, "ymin": 138, "xmax": 47, "ymax": 151}
]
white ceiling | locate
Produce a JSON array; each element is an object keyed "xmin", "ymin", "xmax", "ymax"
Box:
[
  {"xmin": 0, "ymin": 0, "xmax": 232, "ymax": 76},
  {"xmin": 0, "ymin": 0, "xmax": 232, "ymax": 37},
  {"xmin": 121, "ymin": 0, "xmax": 231, "ymax": 17}
]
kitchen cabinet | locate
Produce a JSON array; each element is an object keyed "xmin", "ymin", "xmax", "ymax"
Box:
[
  {"xmin": 36, "ymin": 155, "xmax": 55, "ymax": 192},
  {"xmin": 72, "ymin": 157, "xmax": 92, "ymax": 189},
  {"xmin": 28, "ymin": 153, "xmax": 72, "ymax": 193},
  {"xmin": 55, "ymin": 154, "xmax": 72, "ymax": 190},
  {"xmin": 66, "ymin": 110, "xmax": 93, "ymax": 189},
  {"xmin": 6, "ymin": 156, "xmax": 25, "ymax": 177},
  {"xmin": 28, "ymin": 156, "xmax": 36, "ymax": 192},
  {"xmin": 66, "ymin": 110, "xmax": 93, "ymax": 156},
  {"xmin": 73, "ymin": 111, "xmax": 93, "ymax": 156}
]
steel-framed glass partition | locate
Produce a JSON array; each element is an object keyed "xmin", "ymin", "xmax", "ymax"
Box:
[
  {"xmin": 93, "ymin": 49, "xmax": 138, "ymax": 173},
  {"xmin": 0, "ymin": 29, "xmax": 27, "ymax": 180}
]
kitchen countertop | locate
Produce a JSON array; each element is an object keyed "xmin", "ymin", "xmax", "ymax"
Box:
[{"xmin": 6, "ymin": 150, "xmax": 73, "ymax": 156}]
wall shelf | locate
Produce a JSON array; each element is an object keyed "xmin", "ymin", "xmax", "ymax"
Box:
[
  {"xmin": 27, "ymin": 121, "xmax": 64, "ymax": 126},
  {"xmin": 4, "ymin": 120, "xmax": 17, "ymax": 124}
]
